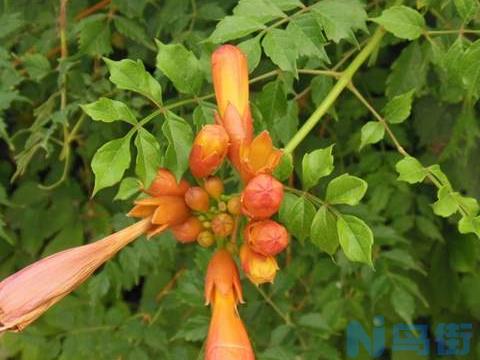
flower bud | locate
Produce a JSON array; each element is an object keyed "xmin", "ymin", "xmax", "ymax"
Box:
[
  {"xmin": 227, "ymin": 196, "xmax": 242, "ymax": 215},
  {"xmin": 197, "ymin": 231, "xmax": 215, "ymax": 248},
  {"xmin": 211, "ymin": 45, "xmax": 249, "ymax": 119},
  {"xmin": 146, "ymin": 168, "xmax": 189, "ymax": 197},
  {"xmin": 239, "ymin": 244, "xmax": 278, "ymax": 286},
  {"xmin": 189, "ymin": 125, "xmax": 229, "ymax": 178},
  {"xmin": 171, "ymin": 217, "xmax": 204, "ymax": 243},
  {"xmin": 211, "ymin": 213, "xmax": 234, "ymax": 237},
  {"xmin": 244, "ymin": 220, "xmax": 289, "ymax": 256},
  {"xmin": 185, "ymin": 186, "xmax": 210, "ymax": 212},
  {"xmin": 204, "ymin": 176, "xmax": 224, "ymax": 199},
  {"xmin": 241, "ymin": 174, "xmax": 284, "ymax": 219},
  {"xmin": 130, "ymin": 196, "xmax": 190, "ymax": 226}
]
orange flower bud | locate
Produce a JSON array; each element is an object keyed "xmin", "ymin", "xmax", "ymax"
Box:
[
  {"xmin": 171, "ymin": 217, "xmax": 204, "ymax": 243},
  {"xmin": 189, "ymin": 125, "xmax": 229, "ymax": 178},
  {"xmin": 241, "ymin": 174, "xmax": 284, "ymax": 219},
  {"xmin": 240, "ymin": 244, "xmax": 278, "ymax": 286},
  {"xmin": 185, "ymin": 186, "xmax": 210, "ymax": 212},
  {"xmin": 197, "ymin": 230, "xmax": 215, "ymax": 247},
  {"xmin": 146, "ymin": 168, "xmax": 190, "ymax": 197},
  {"xmin": 211, "ymin": 45, "xmax": 249, "ymax": 119},
  {"xmin": 244, "ymin": 220, "xmax": 289, "ymax": 256},
  {"xmin": 205, "ymin": 250, "xmax": 255, "ymax": 360},
  {"xmin": 211, "ymin": 213, "xmax": 235, "ymax": 237},
  {"xmin": 227, "ymin": 196, "xmax": 241, "ymax": 215},
  {"xmin": 239, "ymin": 131, "xmax": 283, "ymax": 182},
  {"xmin": 204, "ymin": 176, "xmax": 224, "ymax": 199}
]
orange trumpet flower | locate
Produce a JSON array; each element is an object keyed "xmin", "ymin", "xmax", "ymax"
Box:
[
  {"xmin": 146, "ymin": 168, "xmax": 190, "ymax": 197},
  {"xmin": 239, "ymin": 131, "xmax": 283, "ymax": 182},
  {"xmin": 205, "ymin": 249, "xmax": 255, "ymax": 360},
  {"xmin": 211, "ymin": 45, "xmax": 253, "ymax": 170},
  {"xmin": 0, "ymin": 218, "xmax": 151, "ymax": 333}
]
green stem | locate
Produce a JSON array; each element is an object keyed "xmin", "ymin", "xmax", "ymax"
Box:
[{"xmin": 284, "ymin": 27, "xmax": 385, "ymax": 154}]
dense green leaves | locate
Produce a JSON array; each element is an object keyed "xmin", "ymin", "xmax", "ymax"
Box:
[{"xmin": 372, "ymin": 6, "xmax": 425, "ymax": 40}]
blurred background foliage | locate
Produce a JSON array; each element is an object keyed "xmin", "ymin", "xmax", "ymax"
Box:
[{"xmin": 0, "ymin": 0, "xmax": 479, "ymax": 359}]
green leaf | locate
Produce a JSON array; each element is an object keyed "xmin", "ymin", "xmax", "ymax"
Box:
[
  {"xmin": 432, "ymin": 186, "xmax": 458, "ymax": 217},
  {"xmin": 209, "ymin": 16, "xmax": 266, "ymax": 43},
  {"xmin": 162, "ymin": 111, "xmax": 193, "ymax": 181},
  {"xmin": 238, "ymin": 36, "xmax": 262, "ymax": 73},
  {"xmin": 270, "ymin": 0, "xmax": 303, "ymax": 11},
  {"xmin": 372, "ymin": 5, "xmax": 425, "ymax": 40},
  {"xmin": 233, "ymin": 0, "xmax": 286, "ymax": 23},
  {"xmin": 113, "ymin": 16, "xmax": 151, "ymax": 48},
  {"xmin": 104, "ymin": 58, "xmax": 162, "ymax": 106},
  {"xmin": 91, "ymin": 134, "xmax": 132, "ymax": 196},
  {"xmin": 461, "ymin": 40, "xmax": 480, "ymax": 99},
  {"xmin": 279, "ymin": 195, "xmax": 316, "ymax": 243},
  {"xmin": 302, "ymin": 145, "xmax": 334, "ymax": 190},
  {"xmin": 449, "ymin": 235, "xmax": 476, "ymax": 273},
  {"xmin": 135, "ymin": 128, "xmax": 161, "ymax": 187},
  {"xmin": 81, "ymin": 97, "xmax": 137, "ymax": 125},
  {"xmin": 257, "ymin": 79, "xmax": 287, "ymax": 127},
  {"xmin": 454, "ymin": 0, "xmax": 478, "ymax": 21},
  {"xmin": 273, "ymin": 152, "xmax": 293, "ymax": 181},
  {"xmin": 458, "ymin": 215, "xmax": 480, "ymax": 238},
  {"xmin": 311, "ymin": 0, "xmax": 367, "ymax": 44},
  {"xmin": 383, "ymin": 90, "xmax": 414, "ymax": 124},
  {"xmin": 395, "ymin": 156, "xmax": 427, "ymax": 184},
  {"xmin": 311, "ymin": 206, "xmax": 339, "ymax": 255},
  {"xmin": 155, "ymin": 41, "xmax": 203, "ymax": 94},
  {"xmin": 262, "ymin": 29, "xmax": 297, "ymax": 75},
  {"xmin": 326, "ymin": 174, "xmax": 367, "ymax": 205},
  {"xmin": 286, "ymin": 13, "xmax": 329, "ymax": 62},
  {"xmin": 193, "ymin": 102, "xmax": 216, "ymax": 130},
  {"xmin": 114, "ymin": 177, "xmax": 141, "ymax": 200},
  {"xmin": 337, "ymin": 215, "xmax": 373, "ymax": 266},
  {"xmin": 79, "ymin": 18, "xmax": 112, "ymax": 56},
  {"xmin": 386, "ymin": 42, "xmax": 429, "ymax": 97},
  {"xmin": 172, "ymin": 315, "xmax": 209, "ymax": 342},
  {"xmin": 391, "ymin": 285, "xmax": 415, "ymax": 325},
  {"xmin": 360, "ymin": 121, "xmax": 385, "ymax": 149},
  {"xmin": 22, "ymin": 54, "xmax": 51, "ymax": 81}
]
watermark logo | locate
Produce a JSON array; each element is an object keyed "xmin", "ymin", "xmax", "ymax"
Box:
[{"xmin": 346, "ymin": 316, "xmax": 473, "ymax": 358}]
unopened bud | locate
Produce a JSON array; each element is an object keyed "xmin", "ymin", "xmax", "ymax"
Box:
[
  {"xmin": 211, "ymin": 213, "xmax": 234, "ymax": 237},
  {"xmin": 147, "ymin": 168, "xmax": 190, "ymax": 197},
  {"xmin": 185, "ymin": 186, "xmax": 210, "ymax": 212},
  {"xmin": 204, "ymin": 176, "xmax": 224, "ymax": 199},
  {"xmin": 227, "ymin": 196, "xmax": 241, "ymax": 215},
  {"xmin": 189, "ymin": 125, "xmax": 229, "ymax": 178},
  {"xmin": 241, "ymin": 174, "xmax": 284, "ymax": 219},
  {"xmin": 171, "ymin": 217, "xmax": 204, "ymax": 243},
  {"xmin": 197, "ymin": 231, "xmax": 215, "ymax": 247},
  {"xmin": 244, "ymin": 220, "xmax": 288, "ymax": 256}
]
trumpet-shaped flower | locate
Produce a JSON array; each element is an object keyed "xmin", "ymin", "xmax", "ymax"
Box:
[
  {"xmin": 239, "ymin": 131, "xmax": 282, "ymax": 182},
  {"xmin": 189, "ymin": 125, "xmax": 229, "ymax": 178},
  {"xmin": 205, "ymin": 250, "xmax": 255, "ymax": 360},
  {"xmin": 240, "ymin": 244, "xmax": 278, "ymax": 286},
  {"xmin": 0, "ymin": 218, "xmax": 151, "ymax": 333}
]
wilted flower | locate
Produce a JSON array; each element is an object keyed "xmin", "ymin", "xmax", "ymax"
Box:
[
  {"xmin": 241, "ymin": 174, "xmax": 284, "ymax": 219},
  {"xmin": 205, "ymin": 250, "xmax": 255, "ymax": 360},
  {"xmin": 239, "ymin": 131, "xmax": 282, "ymax": 182},
  {"xmin": 146, "ymin": 168, "xmax": 190, "ymax": 197},
  {"xmin": 212, "ymin": 45, "xmax": 253, "ymax": 170},
  {"xmin": 185, "ymin": 186, "xmax": 210, "ymax": 212},
  {"xmin": 189, "ymin": 125, "xmax": 229, "ymax": 178},
  {"xmin": 211, "ymin": 213, "xmax": 235, "ymax": 237},
  {"xmin": 244, "ymin": 220, "xmax": 289, "ymax": 256},
  {"xmin": 240, "ymin": 244, "xmax": 278, "ymax": 286},
  {"xmin": 204, "ymin": 176, "xmax": 224, "ymax": 199},
  {"xmin": 171, "ymin": 216, "xmax": 204, "ymax": 243},
  {"xmin": 0, "ymin": 218, "xmax": 151, "ymax": 333}
]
